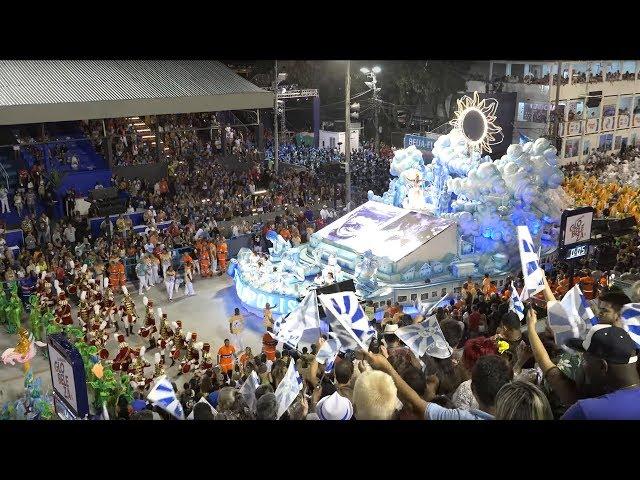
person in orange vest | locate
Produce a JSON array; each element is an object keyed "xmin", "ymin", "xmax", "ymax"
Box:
[
  {"xmin": 481, "ymin": 273, "xmax": 492, "ymax": 295},
  {"xmin": 199, "ymin": 249, "xmax": 212, "ymax": 277},
  {"xmin": 108, "ymin": 256, "xmax": 125, "ymax": 289},
  {"xmin": 217, "ymin": 338, "xmax": 237, "ymax": 383},
  {"xmin": 208, "ymin": 240, "xmax": 218, "ymax": 273},
  {"xmin": 262, "ymin": 327, "xmax": 278, "ymax": 361},
  {"xmin": 239, "ymin": 346, "xmax": 252, "ymax": 374},
  {"xmin": 216, "ymin": 239, "xmax": 228, "ymax": 275},
  {"xmin": 578, "ymin": 270, "xmax": 596, "ymax": 300},
  {"xmin": 554, "ymin": 273, "xmax": 570, "ymax": 298},
  {"xmin": 159, "ymin": 178, "xmax": 168, "ymax": 195}
]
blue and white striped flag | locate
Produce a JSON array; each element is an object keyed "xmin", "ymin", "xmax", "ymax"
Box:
[
  {"xmin": 273, "ymin": 290, "xmax": 320, "ymax": 349},
  {"xmin": 238, "ymin": 371, "xmax": 261, "ymax": 414},
  {"xmin": 318, "ymin": 291, "xmax": 376, "ymax": 352},
  {"xmin": 619, "ymin": 303, "xmax": 640, "ymax": 348},
  {"xmin": 422, "ymin": 292, "xmax": 454, "ymax": 316},
  {"xmin": 147, "ymin": 375, "xmax": 184, "ymax": 420},
  {"xmin": 509, "ymin": 288, "xmax": 525, "ymax": 321},
  {"xmin": 547, "ymin": 300, "xmax": 584, "ymax": 350},
  {"xmin": 187, "ymin": 396, "xmax": 218, "ymax": 420},
  {"xmin": 561, "ymin": 284, "xmax": 599, "ymax": 328},
  {"xmin": 274, "ymin": 358, "xmax": 303, "ymax": 419},
  {"xmin": 396, "ymin": 315, "xmax": 453, "ymax": 359},
  {"xmin": 316, "ymin": 333, "xmax": 341, "ymax": 373},
  {"xmin": 517, "ymin": 226, "xmax": 545, "ymax": 297}
]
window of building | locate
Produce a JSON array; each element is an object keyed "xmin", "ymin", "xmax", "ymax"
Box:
[
  {"xmin": 564, "ymin": 138, "xmax": 580, "ymax": 158},
  {"xmin": 599, "ymin": 133, "xmax": 614, "ymax": 152},
  {"xmin": 602, "ymin": 101, "xmax": 617, "ymax": 117},
  {"xmin": 441, "ymin": 288, "xmax": 447, "ymax": 296},
  {"xmin": 398, "ymin": 295, "xmax": 407, "ymax": 302},
  {"xmin": 618, "ymin": 96, "xmax": 632, "ymax": 115},
  {"xmin": 499, "ymin": 279, "xmax": 504, "ymax": 287},
  {"xmin": 410, "ymin": 293, "xmax": 417, "ymax": 301},
  {"xmin": 567, "ymin": 99, "xmax": 584, "ymax": 120},
  {"xmin": 571, "ymin": 63, "xmax": 587, "ymax": 84},
  {"xmin": 454, "ymin": 287, "xmax": 462, "ymax": 294},
  {"xmin": 420, "ymin": 293, "xmax": 429, "ymax": 301},
  {"xmin": 517, "ymin": 102, "xmax": 549, "ymax": 123},
  {"xmin": 582, "ymin": 139, "xmax": 591, "ymax": 156},
  {"xmin": 432, "ymin": 291, "xmax": 438, "ymax": 298},
  {"xmin": 622, "ymin": 61, "xmax": 636, "ymax": 80},
  {"xmin": 606, "ymin": 61, "xmax": 621, "ymax": 81}
]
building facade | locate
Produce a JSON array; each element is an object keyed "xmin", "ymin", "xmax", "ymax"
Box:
[{"xmin": 466, "ymin": 60, "xmax": 640, "ymax": 164}]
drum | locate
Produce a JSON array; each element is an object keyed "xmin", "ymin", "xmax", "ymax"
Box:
[
  {"xmin": 140, "ymin": 327, "xmax": 150, "ymax": 338},
  {"xmin": 67, "ymin": 284, "xmax": 78, "ymax": 295},
  {"xmin": 181, "ymin": 363, "xmax": 191, "ymax": 374},
  {"xmin": 99, "ymin": 348, "xmax": 110, "ymax": 360}
]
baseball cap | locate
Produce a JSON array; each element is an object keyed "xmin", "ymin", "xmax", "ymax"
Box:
[{"xmin": 565, "ymin": 324, "xmax": 638, "ymax": 364}]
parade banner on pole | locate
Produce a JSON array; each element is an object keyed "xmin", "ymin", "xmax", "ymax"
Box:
[{"xmin": 516, "ymin": 225, "xmax": 545, "ymax": 297}]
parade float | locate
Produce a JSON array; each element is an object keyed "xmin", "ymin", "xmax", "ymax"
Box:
[{"xmin": 232, "ymin": 92, "xmax": 571, "ymax": 314}]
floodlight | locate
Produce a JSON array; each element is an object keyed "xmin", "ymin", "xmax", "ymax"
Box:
[
  {"xmin": 372, "ymin": 66, "xmax": 381, "ymax": 74},
  {"xmin": 360, "ymin": 67, "xmax": 370, "ymax": 74}
]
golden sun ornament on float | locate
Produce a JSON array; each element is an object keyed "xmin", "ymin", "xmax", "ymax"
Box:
[{"xmin": 449, "ymin": 91, "xmax": 503, "ymax": 153}]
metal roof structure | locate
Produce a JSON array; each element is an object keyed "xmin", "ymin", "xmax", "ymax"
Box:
[{"xmin": 0, "ymin": 60, "xmax": 273, "ymax": 125}]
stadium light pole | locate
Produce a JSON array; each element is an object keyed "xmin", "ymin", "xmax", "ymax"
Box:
[
  {"xmin": 274, "ymin": 59, "xmax": 279, "ymax": 174},
  {"xmin": 361, "ymin": 65, "xmax": 382, "ymax": 152},
  {"xmin": 345, "ymin": 60, "xmax": 351, "ymax": 212},
  {"xmin": 273, "ymin": 61, "xmax": 288, "ymax": 174}
]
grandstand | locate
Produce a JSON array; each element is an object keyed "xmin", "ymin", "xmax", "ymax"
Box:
[{"xmin": 0, "ymin": 60, "xmax": 273, "ymax": 227}]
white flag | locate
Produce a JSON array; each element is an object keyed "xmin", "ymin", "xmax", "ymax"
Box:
[
  {"xmin": 147, "ymin": 375, "xmax": 184, "ymax": 420},
  {"xmin": 274, "ymin": 358, "xmax": 303, "ymax": 419},
  {"xmin": 318, "ymin": 291, "xmax": 376, "ymax": 352},
  {"xmin": 186, "ymin": 396, "xmax": 218, "ymax": 420},
  {"xmin": 546, "ymin": 300, "xmax": 583, "ymax": 349},
  {"xmin": 423, "ymin": 292, "xmax": 454, "ymax": 316},
  {"xmin": 238, "ymin": 371, "xmax": 261, "ymax": 413},
  {"xmin": 316, "ymin": 333, "xmax": 341, "ymax": 373},
  {"xmin": 509, "ymin": 288, "xmax": 525, "ymax": 321},
  {"xmin": 561, "ymin": 284, "xmax": 598, "ymax": 330},
  {"xmin": 517, "ymin": 226, "xmax": 545, "ymax": 297},
  {"xmin": 396, "ymin": 315, "xmax": 452, "ymax": 359},
  {"xmin": 273, "ymin": 290, "xmax": 320, "ymax": 349},
  {"xmin": 619, "ymin": 303, "xmax": 640, "ymax": 348}
]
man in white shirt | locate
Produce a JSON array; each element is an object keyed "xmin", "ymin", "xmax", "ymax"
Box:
[
  {"xmin": 63, "ymin": 224, "xmax": 76, "ymax": 245},
  {"xmin": 232, "ymin": 225, "xmax": 240, "ymax": 238},
  {"xmin": 0, "ymin": 187, "xmax": 10, "ymax": 213},
  {"xmin": 320, "ymin": 205, "xmax": 330, "ymax": 221}
]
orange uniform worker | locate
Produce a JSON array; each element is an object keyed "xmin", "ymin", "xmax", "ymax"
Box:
[
  {"xmin": 262, "ymin": 328, "xmax": 278, "ymax": 361},
  {"xmin": 579, "ymin": 271, "xmax": 596, "ymax": 300},
  {"xmin": 108, "ymin": 256, "xmax": 126, "ymax": 288},
  {"xmin": 239, "ymin": 347, "xmax": 252, "ymax": 373},
  {"xmin": 199, "ymin": 250, "xmax": 212, "ymax": 277},
  {"xmin": 216, "ymin": 240, "xmax": 228, "ymax": 274},
  {"xmin": 217, "ymin": 338, "xmax": 236, "ymax": 382}
]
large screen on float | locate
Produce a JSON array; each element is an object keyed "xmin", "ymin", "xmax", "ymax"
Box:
[{"xmin": 316, "ymin": 201, "xmax": 453, "ymax": 261}]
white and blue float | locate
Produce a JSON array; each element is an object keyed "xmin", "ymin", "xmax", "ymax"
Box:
[{"xmin": 231, "ymin": 92, "xmax": 571, "ymax": 315}]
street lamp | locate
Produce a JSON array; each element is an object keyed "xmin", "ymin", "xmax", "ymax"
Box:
[
  {"xmin": 360, "ymin": 65, "xmax": 382, "ymax": 152},
  {"xmin": 273, "ymin": 61, "xmax": 287, "ymax": 173}
]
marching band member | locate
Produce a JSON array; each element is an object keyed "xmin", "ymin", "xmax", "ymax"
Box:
[
  {"xmin": 157, "ymin": 309, "xmax": 172, "ymax": 365},
  {"xmin": 178, "ymin": 332, "xmax": 200, "ymax": 375},
  {"xmin": 111, "ymin": 333, "xmax": 132, "ymax": 372},
  {"xmin": 138, "ymin": 296, "xmax": 158, "ymax": 350},
  {"xmin": 169, "ymin": 320, "xmax": 186, "ymax": 367},
  {"xmin": 119, "ymin": 286, "xmax": 137, "ymax": 336},
  {"xmin": 101, "ymin": 278, "xmax": 117, "ymax": 331}
]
